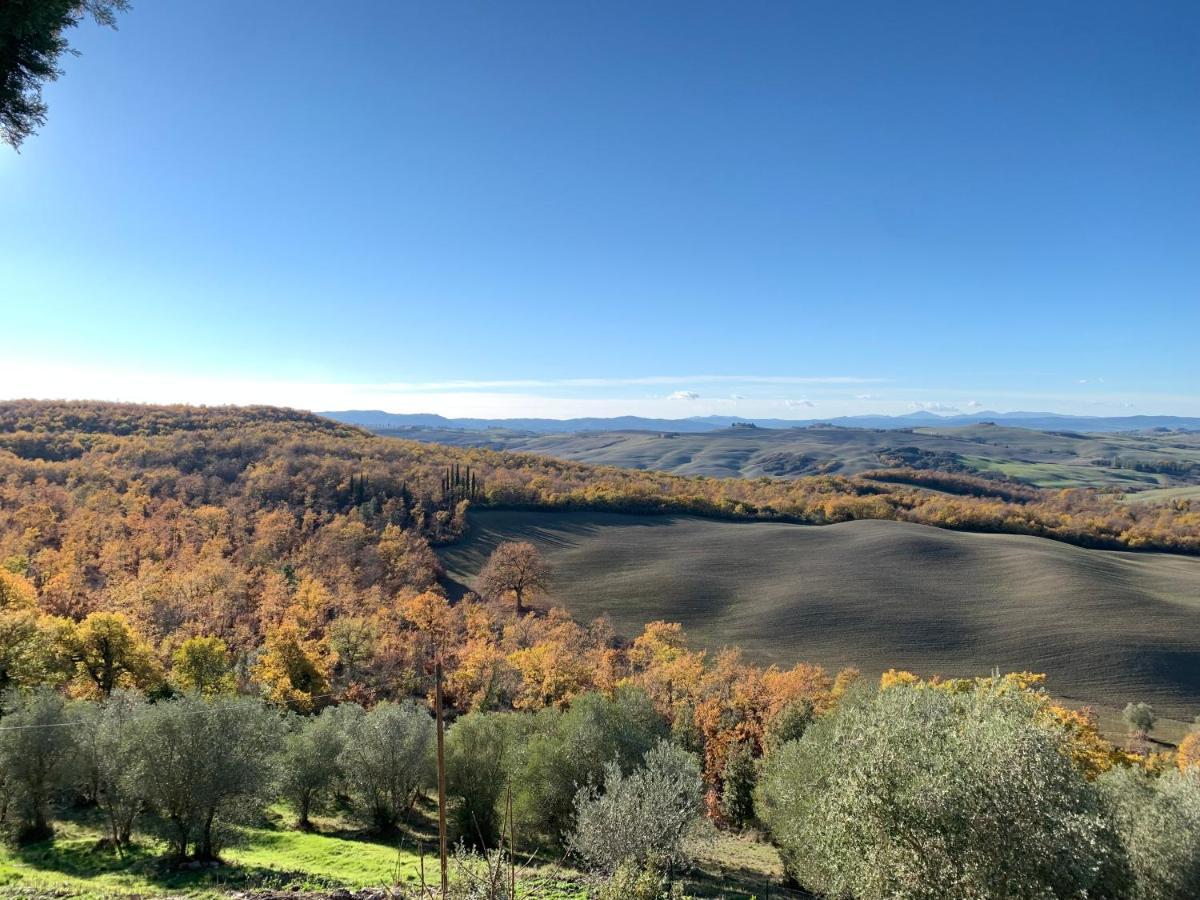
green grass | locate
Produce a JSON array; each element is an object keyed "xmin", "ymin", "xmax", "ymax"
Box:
[
  {"xmin": 0, "ymin": 810, "xmax": 588, "ymax": 899},
  {"xmin": 442, "ymin": 510, "xmax": 1200, "ymax": 723},
  {"xmin": 1122, "ymin": 485, "xmax": 1200, "ymax": 505}
]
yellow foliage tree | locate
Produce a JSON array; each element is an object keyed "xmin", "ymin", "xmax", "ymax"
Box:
[
  {"xmin": 252, "ymin": 623, "xmax": 329, "ymax": 712},
  {"xmin": 171, "ymin": 635, "xmax": 236, "ymax": 696},
  {"xmin": 60, "ymin": 612, "xmax": 163, "ymax": 697}
]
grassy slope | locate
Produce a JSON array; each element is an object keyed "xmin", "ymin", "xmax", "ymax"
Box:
[
  {"xmin": 379, "ymin": 423, "xmax": 1200, "ymax": 490},
  {"xmin": 441, "ymin": 511, "xmax": 1200, "ymax": 722},
  {"xmin": 0, "ymin": 811, "xmax": 591, "ymax": 899}
]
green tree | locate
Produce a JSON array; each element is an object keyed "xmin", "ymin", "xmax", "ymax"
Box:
[
  {"xmin": 445, "ymin": 711, "xmax": 529, "ymax": 847},
  {"xmin": 718, "ymin": 742, "xmax": 756, "ymax": 830},
  {"xmin": 0, "ymin": 0, "xmax": 129, "ymax": 149},
  {"xmin": 131, "ymin": 694, "xmax": 282, "ymax": 860},
  {"xmin": 76, "ymin": 689, "xmax": 147, "ymax": 847},
  {"xmin": 509, "ymin": 688, "xmax": 667, "ymax": 842},
  {"xmin": 279, "ymin": 705, "xmax": 352, "ymax": 830},
  {"xmin": 756, "ymin": 682, "xmax": 1126, "ymax": 899},
  {"xmin": 338, "ymin": 700, "xmax": 434, "ymax": 831},
  {"xmin": 1101, "ymin": 766, "xmax": 1200, "ymax": 899},
  {"xmin": 1123, "ymin": 702, "xmax": 1158, "ymax": 739},
  {"xmin": 0, "ymin": 687, "xmax": 79, "ymax": 842}
]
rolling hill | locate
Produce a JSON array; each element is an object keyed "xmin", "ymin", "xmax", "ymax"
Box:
[
  {"xmin": 441, "ymin": 510, "xmax": 1200, "ymax": 720},
  {"xmin": 370, "ymin": 421, "xmax": 1200, "ymax": 491}
]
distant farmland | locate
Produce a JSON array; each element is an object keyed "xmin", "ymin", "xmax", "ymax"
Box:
[{"xmin": 441, "ymin": 510, "xmax": 1200, "ymax": 721}]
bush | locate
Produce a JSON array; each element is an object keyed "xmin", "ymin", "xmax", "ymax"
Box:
[
  {"xmin": 568, "ymin": 740, "xmax": 703, "ymax": 875},
  {"xmin": 339, "ymin": 700, "xmax": 434, "ymax": 831},
  {"xmin": 131, "ymin": 693, "xmax": 283, "ymax": 860},
  {"xmin": 1101, "ymin": 766, "xmax": 1200, "ymax": 899},
  {"xmin": 756, "ymin": 682, "xmax": 1126, "ymax": 899}
]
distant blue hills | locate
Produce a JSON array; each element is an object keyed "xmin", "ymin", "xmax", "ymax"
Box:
[{"xmin": 321, "ymin": 409, "xmax": 1200, "ymax": 435}]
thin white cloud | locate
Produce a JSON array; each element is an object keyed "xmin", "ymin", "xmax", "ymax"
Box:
[
  {"xmin": 364, "ymin": 374, "xmax": 883, "ymax": 392},
  {"xmin": 667, "ymin": 390, "xmax": 701, "ymax": 401},
  {"xmin": 730, "ymin": 394, "xmax": 745, "ymax": 400},
  {"xmin": 911, "ymin": 401, "xmax": 960, "ymax": 414},
  {"xmin": 785, "ymin": 399, "xmax": 816, "ymax": 408},
  {"xmin": 966, "ymin": 400, "xmax": 982, "ymax": 409},
  {"xmin": 855, "ymin": 394, "xmax": 873, "ymax": 400}
]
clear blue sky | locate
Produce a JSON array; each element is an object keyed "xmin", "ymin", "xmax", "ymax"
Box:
[{"xmin": 2, "ymin": 1, "xmax": 1197, "ymax": 418}]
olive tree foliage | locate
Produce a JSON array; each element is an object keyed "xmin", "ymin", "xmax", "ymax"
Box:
[
  {"xmin": 76, "ymin": 689, "xmax": 146, "ymax": 847},
  {"xmin": 756, "ymin": 683, "xmax": 1128, "ymax": 900},
  {"xmin": 130, "ymin": 693, "xmax": 283, "ymax": 860},
  {"xmin": 278, "ymin": 704, "xmax": 355, "ymax": 830},
  {"xmin": 568, "ymin": 740, "xmax": 704, "ymax": 875},
  {"xmin": 508, "ymin": 688, "xmax": 667, "ymax": 842},
  {"xmin": 445, "ymin": 711, "xmax": 531, "ymax": 848},
  {"xmin": 0, "ymin": 0, "xmax": 129, "ymax": 149},
  {"xmin": 0, "ymin": 687, "xmax": 79, "ymax": 842},
  {"xmin": 338, "ymin": 700, "xmax": 434, "ymax": 831},
  {"xmin": 1101, "ymin": 766, "xmax": 1200, "ymax": 899}
]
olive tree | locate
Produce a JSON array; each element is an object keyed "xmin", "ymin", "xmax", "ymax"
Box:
[
  {"xmin": 76, "ymin": 689, "xmax": 147, "ymax": 847},
  {"xmin": 0, "ymin": 687, "xmax": 78, "ymax": 842},
  {"xmin": 131, "ymin": 693, "xmax": 283, "ymax": 860},
  {"xmin": 508, "ymin": 688, "xmax": 667, "ymax": 842},
  {"xmin": 279, "ymin": 704, "xmax": 354, "ymax": 830},
  {"xmin": 445, "ymin": 711, "xmax": 530, "ymax": 847},
  {"xmin": 568, "ymin": 740, "xmax": 704, "ymax": 875},
  {"xmin": 756, "ymin": 683, "xmax": 1127, "ymax": 899},
  {"xmin": 338, "ymin": 700, "xmax": 434, "ymax": 831},
  {"xmin": 1101, "ymin": 766, "xmax": 1200, "ymax": 899}
]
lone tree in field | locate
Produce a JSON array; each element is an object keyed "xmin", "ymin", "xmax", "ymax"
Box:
[
  {"xmin": 478, "ymin": 541, "xmax": 550, "ymax": 616},
  {"xmin": 1123, "ymin": 701, "xmax": 1157, "ymax": 740}
]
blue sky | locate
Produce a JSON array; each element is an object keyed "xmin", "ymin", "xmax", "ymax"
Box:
[{"xmin": 2, "ymin": 1, "xmax": 1197, "ymax": 418}]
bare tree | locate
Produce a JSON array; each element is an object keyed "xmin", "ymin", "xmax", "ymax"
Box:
[{"xmin": 478, "ymin": 542, "xmax": 550, "ymax": 616}]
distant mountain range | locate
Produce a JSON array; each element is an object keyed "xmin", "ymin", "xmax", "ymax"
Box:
[{"xmin": 321, "ymin": 409, "xmax": 1200, "ymax": 435}]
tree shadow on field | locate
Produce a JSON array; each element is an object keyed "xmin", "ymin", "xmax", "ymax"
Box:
[
  {"xmin": 12, "ymin": 835, "xmax": 333, "ymax": 893},
  {"xmin": 438, "ymin": 510, "xmax": 686, "ymax": 601}
]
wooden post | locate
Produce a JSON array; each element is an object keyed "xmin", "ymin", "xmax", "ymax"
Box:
[{"xmin": 435, "ymin": 658, "xmax": 449, "ymax": 898}]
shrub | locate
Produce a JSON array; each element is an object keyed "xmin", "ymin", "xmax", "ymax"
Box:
[
  {"xmin": 756, "ymin": 682, "xmax": 1126, "ymax": 899},
  {"xmin": 568, "ymin": 740, "xmax": 704, "ymax": 875}
]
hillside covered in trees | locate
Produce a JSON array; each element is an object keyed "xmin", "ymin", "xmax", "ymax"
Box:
[{"xmin": 1, "ymin": 401, "xmax": 1199, "ymax": 898}]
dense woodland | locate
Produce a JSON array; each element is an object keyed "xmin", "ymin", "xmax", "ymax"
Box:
[{"xmin": 1, "ymin": 401, "xmax": 1199, "ymax": 897}]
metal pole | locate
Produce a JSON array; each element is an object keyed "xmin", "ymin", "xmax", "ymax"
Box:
[{"xmin": 435, "ymin": 658, "xmax": 449, "ymax": 898}]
